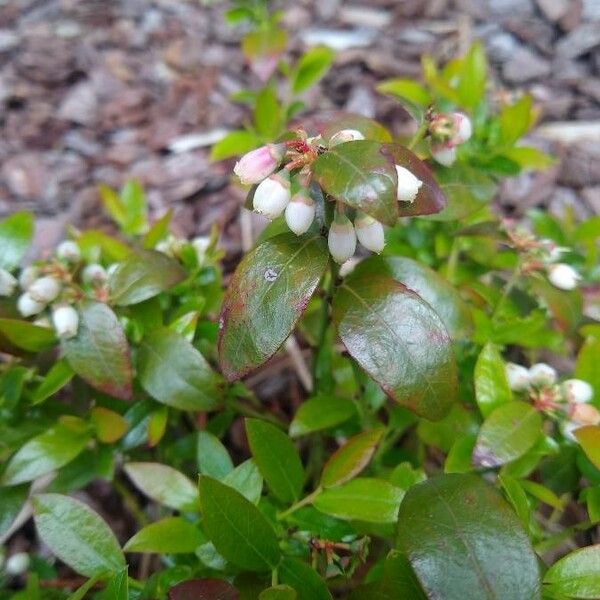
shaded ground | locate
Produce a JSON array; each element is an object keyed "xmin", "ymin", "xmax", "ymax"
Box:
[{"xmin": 1, "ymin": 0, "xmax": 600, "ymax": 255}]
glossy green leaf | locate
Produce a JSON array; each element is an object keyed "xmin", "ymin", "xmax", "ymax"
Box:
[
  {"xmin": 222, "ymin": 459, "xmax": 263, "ymax": 504},
  {"xmin": 124, "ymin": 462, "xmax": 199, "ymax": 512},
  {"xmin": 246, "ymin": 419, "xmax": 304, "ymax": 503},
  {"xmin": 32, "ymin": 493, "xmax": 126, "ymax": 578},
  {"xmin": 198, "ymin": 476, "xmax": 281, "ymax": 571},
  {"xmin": 314, "ymin": 478, "xmax": 404, "ymax": 523},
  {"xmin": 63, "ymin": 300, "xmax": 133, "ymax": 400},
  {"xmin": 575, "ymin": 337, "xmax": 600, "ymax": 405},
  {"xmin": 98, "ymin": 567, "xmax": 128, "ymax": 600},
  {"xmin": 67, "ymin": 575, "xmax": 103, "ymax": 600},
  {"xmin": 31, "ymin": 359, "xmax": 74, "ymax": 405},
  {"xmin": 168, "ymin": 579, "xmax": 240, "ymax": 600},
  {"xmin": 396, "ymin": 474, "xmax": 541, "ymax": 600},
  {"xmin": 219, "ymin": 233, "xmax": 328, "ymax": 380},
  {"xmin": 77, "ymin": 230, "xmax": 131, "ymax": 262},
  {"xmin": 0, "ymin": 483, "xmax": 29, "ymax": 538},
  {"xmin": 321, "ymin": 428, "xmax": 384, "ymax": 488},
  {"xmin": 0, "ymin": 212, "xmax": 34, "ymax": 270},
  {"xmin": 289, "ymin": 395, "xmax": 356, "ymax": 437},
  {"xmin": 475, "ymin": 343, "xmax": 512, "ymax": 418},
  {"xmin": 332, "ymin": 270, "xmax": 457, "ymax": 421},
  {"xmin": 358, "ymin": 256, "xmax": 472, "ymax": 339},
  {"xmin": 124, "ymin": 517, "xmax": 203, "ymax": 553},
  {"xmin": 473, "ymin": 402, "xmax": 542, "ymax": 467},
  {"xmin": 313, "ymin": 140, "xmax": 398, "ymax": 226},
  {"xmin": 260, "ymin": 585, "xmax": 297, "ymax": 600},
  {"xmin": 2, "ymin": 417, "xmax": 91, "ymax": 486},
  {"xmin": 90, "ymin": 407, "xmax": 128, "ymax": 444},
  {"xmin": 376, "ymin": 79, "xmax": 430, "ymax": 124},
  {"xmin": 279, "ymin": 556, "xmax": 332, "ymax": 600},
  {"xmin": 254, "ymin": 85, "xmax": 281, "ymax": 139},
  {"xmin": 291, "ymin": 46, "xmax": 334, "ymax": 94},
  {"xmin": 137, "ymin": 328, "xmax": 220, "ymax": 411},
  {"xmin": 210, "ymin": 130, "xmax": 260, "ymax": 161},
  {"xmin": 500, "ymin": 95, "xmax": 534, "ymax": 146},
  {"xmin": 575, "ymin": 426, "xmax": 600, "ymax": 470},
  {"xmin": 0, "ymin": 318, "xmax": 56, "ymax": 353},
  {"xmin": 499, "ymin": 474, "xmax": 531, "ymax": 528},
  {"xmin": 457, "ymin": 41, "xmax": 487, "ymax": 108},
  {"xmin": 544, "ymin": 545, "xmax": 600, "ymax": 599},
  {"xmin": 109, "ymin": 249, "xmax": 186, "ymax": 306},
  {"xmin": 197, "ymin": 431, "xmax": 234, "ymax": 479}
]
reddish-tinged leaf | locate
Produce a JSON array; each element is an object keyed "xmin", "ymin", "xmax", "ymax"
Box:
[
  {"xmin": 381, "ymin": 144, "xmax": 447, "ymax": 217},
  {"xmin": 168, "ymin": 579, "xmax": 239, "ymax": 600},
  {"xmin": 575, "ymin": 426, "xmax": 600, "ymax": 470},
  {"xmin": 332, "ymin": 270, "xmax": 457, "ymax": 421},
  {"xmin": 62, "ymin": 301, "xmax": 133, "ymax": 400},
  {"xmin": 219, "ymin": 233, "xmax": 328, "ymax": 381}
]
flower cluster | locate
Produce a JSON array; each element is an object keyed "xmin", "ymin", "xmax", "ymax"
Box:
[
  {"xmin": 428, "ymin": 112, "xmax": 473, "ymax": 166},
  {"xmin": 234, "ymin": 131, "xmax": 425, "ymax": 264},
  {"xmin": 506, "ymin": 361, "xmax": 598, "ymax": 440}
]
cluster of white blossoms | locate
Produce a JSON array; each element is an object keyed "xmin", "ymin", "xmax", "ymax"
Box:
[
  {"xmin": 506, "ymin": 361, "xmax": 598, "ymax": 440},
  {"xmin": 234, "ymin": 130, "xmax": 425, "ymax": 264},
  {"xmin": 428, "ymin": 112, "xmax": 473, "ymax": 167},
  {"xmin": 155, "ymin": 234, "xmax": 212, "ymax": 264}
]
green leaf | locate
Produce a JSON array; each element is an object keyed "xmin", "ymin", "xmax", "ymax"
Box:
[
  {"xmin": 544, "ymin": 545, "xmax": 600, "ymax": 599},
  {"xmin": 198, "ymin": 476, "xmax": 281, "ymax": 571},
  {"xmin": 98, "ymin": 567, "xmax": 128, "ymax": 600},
  {"xmin": 77, "ymin": 230, "xmax": 131, "ymax": 262},
  {"xmin": 222, "ymin": 459, "xmax": 263, "ymax": 504},
  {"xmin": 500, "ymin": 95, "xmax": 534, "ymax": 146},
  {"xmin": 0, "ymin": 483, "xmax": 29, "ymax": 538},
  {"xmin": 143, "ymin": 210, "xmax": 172, "ymax": 249},
  {"xmin": 2, "ymin": 417, "xmax": 91, "ymax": 486},
  {"xmin": 90, "ymin": 407, "xmax": 128, "ymax": 444},
  {"xmin": 457, "ymin": 41, "xmax": 487, "ymax": 108},
  {"xmin": 63, "ymin": 301, "xmax": 133, "ymax": 400},
  {"xmin": 475, "ymin": 343, "xmax": 512, "ymax": 417},
  {"xmin": 366, "ymin": 256, "xmax": 472, "ymax": 339},
  {"xmin": 0, "ymin": 318, "xmax": 56, "ymax": 355},
  {"xmin": 137, "ymin": 328, "xmax": 220, "ymax": 411},
  {"xmin": 279, "ymin": 556, "xmax": 332, "ymax": 600},
  {"xmin": 32, "ymin": 493, "xmax": 126, "ymax": 578},
  {"xmin": 219, "ymin": 233, "xmax": 328, "ymax": 380},
  {"xmin": 124, "ymin": 462, "xmax": 199, "ymax": 511},
  {"xmin": 0, "ymin": 212, "xmax": 34, "ymax": 270},
  {"xmin": 197, "ymin": 431, "xmax": 234, "ymax": 479},
  {"xmin": 575, "ymin": 337, "xmax": 600, "ymax": 405},
  {"xmin": 396, "ymin": 474, "xmax": 541, "ymax": 600},
  {"xmin": 67, "ymin": 574, "xmax": 104, "ymax": 600},
  {"xmin": 313, "ymin": 140, "xmax": 398, "ymax": 226},
  {"xmin": 314, "ymin": 478, "xmax": 404, "ymax": 523},
  {"xmin": 473, "ymin": 402, "xmax": 542, "ymax": 467},
  {"xmin": 120, "ymin": 180, "xmax": 148, "ymax": 235},
  {"xmin": 168, "ymin": 579, "xmax": 239, "ymax": 600},
  {"xmin": 332, "ymin": 269, "xmax": 457, "ymax": 421},
  {"xmin": 376, "ymin": 79, "xmax": 430, "ymax": 124},
  {"xmin": 246, "ymin": 418, "xmax": 304, "ymax": 504},
  {"xmin": 291, "ymin": 46, "xmax": 334, "ymax": 94},
  {"xmin": 109, "ymin": 249, "xmax": 186, "ymax": 306},
  {"xmin": 575, "ymin": 426, "xmax": 600, "ymax": 470},
  {"xmin": 254, "ymin": 85, "xmax": 281, "ymax": 139},
  {"xmin": 124, "ymin": 517, "xmax": 203, "ymax": 553},
  {"xmin": 210, "ymin": 130, "xmax": 259, "ymax": 161},
  {"xmin": 31, "ymin": 359, "xmax": 74, "ymax": 405},
  {"xmin": 321, "ymin": 428, "xmax": 384, "ymax": 488},
  {"xmin": 260, "ymin": 585, "xmax": 297, "ymax": 600},
  {"xmin": 314, "ymin": 113, "xmax": 392, "ymax": 144},
  {"xmin": 289, "ymin": 395, "xmax": 356, "ymax": 437},
  {"xmin": 501, "ymin": 147, "xmax": 554, "ymax": 170}
]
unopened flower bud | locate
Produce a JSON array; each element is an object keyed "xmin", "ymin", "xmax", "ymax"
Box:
[
  {"xmin": 0, "ymin": 268, "xmax": 17, "ymax": 297},
  {"xmin": 17, "ymin": 292, "xmax": 46, "ymax": 317},
  {"xmin": 570, "ymin": 402, "xmax": 600, "ymax": 426},
  {"xmin": 562, "ymin": 379, "xmax": 594, "ymax": 404},
  {"xmin": 548, "ymin": 263, "xmax": 580, "ymax": 291},
  {"xmin": 285, "ymin": 191, "xmax": 315, "ymax": 235},
  {"xmin": 431, "ymin": 144, "xmax": 457, "ymax": 167},
  {"xmin": 329, "ymin": 129, "xmax": 365, "ymax": 147},
  {"xmin": 328, "ymin": 213, "xmax": 356, "ymax": 264},
  {"xmin": 355, "ymin": 212, "xmax": 385, "ymax": 254},
  {"xmin": 528, "ymin": 363, "xmax": 557, "ymax": 387},
  {"xmin": 452, "ymin": 112, "xmax": 472, "ymax": 145},
  {"xmin": 33, "ymin": 316, "xmax": 52, "ymax": 328},
  {"xmin": 28, "ymin": 276, "xmax": 61, "ymax": 303},
  {"xmin": 18, "ymin": 266, "xmax": 39, "ymax": 291},
  {"xmin": 395, "ymin": 165, "xmax": 422, "ymax": 203},
  {"xmin": 253, "ymin": 169, "xmax": 291, "ymax": 219},
  {"xmin": 234, "ymin": 143, "xmax": 285, "ymax": 185},
  {"xmin": 82, "ymin": 263, "xmax": 108, "ymax": 285},
  {"xmin": 192, "ymin": 236, "xmax": 211, "ymax": 262},
  {"xmin": 56, "ymin": 240, "xmax": 81, "ymax": 263},
  {"xmin": 506, "ymin": 362, "xmax": 530, "ymax": 392},
  {"xmin": 5, "ymin": 552, "xmax": 29, "ymax": 576},
  {"xmin": 52, "ymin": 305, "xmax": 79, "ymax": 339}
]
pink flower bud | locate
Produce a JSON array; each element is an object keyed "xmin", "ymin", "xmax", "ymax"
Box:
[
  {"xmin": 452, "ymin": 112, "xmax": 472, "ymax": 145},
  {"xmin": 570, "ymin": 402, "xmax": 600, "ymax": 425},
  {"xmin": 252, "ymin": 169, "xmax": 291, "ymax": 219},
  {"xmin": 395, "ymin": 165, "xmax": 422, "ymax": 203},
  {"xmin": 28, "ymin": 276, "xmax": 61, "ymax": 303},
  {"xmin": 548, "ymin": 263, "xmax": 580, "ymax": 290},
  {"xmin": 234, "ymin": 143, "xmax": 285, "ymax": 185},
  {"xmin": 82, "ymin": 263, "xmax": 108, "ymax": 285},
  {"xmin": 52, "ymin": 305, "xmax": 79, "ymax": 339},
  {"xmin": 329, "ymin": 129, "xmax": 365, "ymax": 147},
  {"xmin": 431, "ymin": 144, "xmax": 457, "ymax": 167},
  {"xmin": 328, "ymin": 213, "xmax": 356, "ymax": 264},
  {"xmin": 285, "ymin": 191, "xmax": 315, "ymax": 235},
  {"xmin": 355, "ymin": 212, "xmax": 385, "ymax": 253}
]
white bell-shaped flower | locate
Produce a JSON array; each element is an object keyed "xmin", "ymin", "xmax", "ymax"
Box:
[
  {"xmin": 17, "ymin": 292, "xmax": 46, "ymax": 317},
  {"xmin": 562, "ymin": 379, "xmax": 594, "ymax": 404},
  {"xmin": 355, "ymin": 212, "xmax": 385, "ymax": 253},
  {"xmin": 506, "ymin": 362, "xmax": 530, "ymax": 392},
  {"xmin": 285, "ymin": 192, "xmax": 315, "ymax": 235},
  {"xmin": 329, "ymin": 129, "xmax": 365, "ymax": 147},
  {"xmin": 452, "ymin": 112, "xmax": 473, "ymax": 144},
  {"xmin": 82, "ymin": 263, "xmax": 108, "ymax": 285},
  {"xmin": 328, "ymin": 213, "xmax": 356, "ymax": 264},
  {"xmin": 528, "ymin": 363, "xmax": 557, "ymax": 387},
  {"xmin": 56, "ymin": 240, "xmax": 81, "ymax": 263},
  {"xmin": 18, "ymin": 265, "xmax": 39, "ymax": 291},
  {"xmin": 5, "ymin": 552, "xmax": 30, "ymax": 576},
  {"xmin": 0, "ymin": 268, "xmax": 17, "ymax": 297},
  {"xmin": 52, "ymin": 305, "xmax": 79, "ymax": 339},
  {"xmin": 431, "ymin": 145, "xmax": 457, "ymax": 167},
  {"xmin": 395, "ymin": 165, "xmax": 423, "ymax": 203},
  {"xmin": 253, "ymin": 169, "xmax": 291, "ymax": 220},
  {"xmin": 548, "ymin": 263, "xmax": 580, "ymax": 291},
  {"xmin": 28, "ymin": 276, "xmax": 61, "ymax": 303}
]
